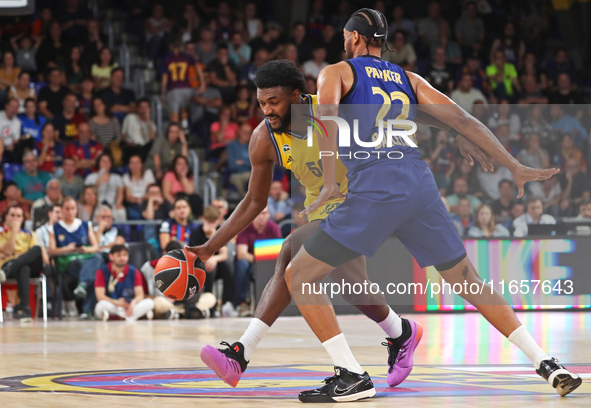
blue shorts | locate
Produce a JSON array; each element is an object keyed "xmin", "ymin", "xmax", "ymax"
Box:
[{"xmin": 319, "ymin": 160, "xmax": 466, "ymax": 268}]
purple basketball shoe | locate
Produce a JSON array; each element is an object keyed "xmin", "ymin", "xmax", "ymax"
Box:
[
  {"xmin": 382, "ymin": 318, "xmax": 423, "ymax": 387},
  {"xmin": 200, "ymin": 341, "xmax": 248, "ymax": 387}
]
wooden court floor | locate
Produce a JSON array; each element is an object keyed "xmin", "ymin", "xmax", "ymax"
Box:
[{"xmin": 0, "ymin": 311, "xmax": 589, "ymax": 407}]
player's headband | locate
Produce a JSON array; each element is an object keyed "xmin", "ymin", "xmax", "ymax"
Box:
[{"xmin": 344, "ymin": 8, "xmax": 388, "ymax": 39}]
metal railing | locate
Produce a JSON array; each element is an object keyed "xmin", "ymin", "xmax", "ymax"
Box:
[
  {"xmin": 150, "ymin": 95, "xmax": 164, "ymax": 135},
  {"xmin": 133, "ymin": 67, "xmax": 146, "ymax": 97},
  {"xmin": 201, "ymin": 177, "xmax": 217, "ymax": 207},
  {"xmin": 118, "ymin": 44, "xmax": 131, "ymax": 86},
  {"xmin": 188, "ymin": 149, "xmax": 200, "ymax": 191}
]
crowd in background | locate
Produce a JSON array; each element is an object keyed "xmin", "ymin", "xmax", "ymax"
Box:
[{"xmin": 1, "ymin": 0, "xmax": 591, "ymax": 321}]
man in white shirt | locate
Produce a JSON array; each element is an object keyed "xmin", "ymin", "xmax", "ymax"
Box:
[
  {"xmin": 0, "ymin": 98, "xmax": 21, "ymax": 161},
  {"xmin": 121, "ymin": 98, "xmax": 157, "ymax": 162},
  {"xmin": 302, "ymin": 45, "xmax": 329, "ymax": 79},
  {"xmin": 31, "ymin": 178, "xmax": 63, "ymax": 229},
  {"xmin": 35, "ymin": 203, "xmax": 62, "ymax": 265},
  {"xmin": 477, "ymin": 158, "xmax": 513, "ymax": 201},
  {"xmin": 75, "ymin": 205, "xmax": 126, "ymax": 319},
  {"xmin": 450, "ymin": 74, "xmax": 488, "ymax": 113},
  {"xmin": 513, "ymin": 197, "xmax": 557, "ymax": 237},
  {"xmin": 575, "ymin": 199, "xmax": 591, "ymax": 220}
]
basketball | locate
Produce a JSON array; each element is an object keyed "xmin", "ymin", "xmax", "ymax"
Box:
[{"xmin": 154, "ymin": 249, "xmax": 206, "ymax": 301}]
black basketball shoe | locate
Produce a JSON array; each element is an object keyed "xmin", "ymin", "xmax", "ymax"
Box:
[
  {"xmin": 298, "ymin": 366, "xmax": 376, "ymax": 403},
  {"xmin": 536, "ymin": 357, "xmax": 582, "ymax": 397},
  {"xmin": 200, "ymin": 341, "xmax": 249, "ymax": 387}
]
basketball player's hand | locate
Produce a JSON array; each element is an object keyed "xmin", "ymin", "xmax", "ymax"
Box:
[
  {"xmin": 301, "ymin": 183, "xmax": 344, "ymax": 216},
  {"xmin": 184, "ymin": 244, "xmax": 213, "ymax": 262},
  {"xmin": 512, "ymin": 165, "xmax": 560, "ymax": 198},
  {"xmin": 456, "ymin": 135, "xmax": 494, "ymax": 172}
]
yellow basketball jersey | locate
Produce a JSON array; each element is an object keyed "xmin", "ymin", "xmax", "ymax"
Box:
[{"xmin": 265, "ymin": 94, "xmax": 349, "ymax": 221}]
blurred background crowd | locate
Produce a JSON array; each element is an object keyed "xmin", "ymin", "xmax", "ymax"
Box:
[{"xmin": 1, "ymin": 0, "xmax": 591, "ymax": 321}]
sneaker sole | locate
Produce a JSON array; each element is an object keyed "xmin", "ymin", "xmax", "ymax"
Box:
[
  {"xmin": 332, "ymin": 387, "xmax": 376, "ymax": 402},
  {"xmin": 552, "ymin": 372, "xmax": 583, "ymax": 397},
  {"xmin": 387, "ymin": 321, "xmax": 423, "ymax": 387},
  {"xmin": 200, "ymin": 346, "xmax": 240, "ymax": 388},
  {"xmin": 298, "ymin": 387, "xmax": 376, "ymax": 403}
]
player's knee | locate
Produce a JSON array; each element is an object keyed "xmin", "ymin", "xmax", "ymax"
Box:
[
  {"xmin": 274, "ymin": 235, "xmax": 292, "ymax": 279},
  {"xmin": 284, "ymin": 262, "xmax": 292, "ymax": 287}
]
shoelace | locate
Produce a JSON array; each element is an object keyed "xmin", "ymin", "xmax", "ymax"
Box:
[
  {"xmin": 217, "ymin": 341, "xmax": 244, "ymax": 373},
  {"xmin": 381, "ymin": 340, "xmax": 409, "ymax": 373},
  {"xmin": 323, "ymin": 374, "xmax": 339, "ymax": 384},
  {"xmin": 219, "ymin": 341, "xmax": 236, "ymax": 355}
]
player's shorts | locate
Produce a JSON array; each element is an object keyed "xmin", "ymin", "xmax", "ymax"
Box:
[
  {"xmin": 316, "ymin": 159, "xmax": 466, "ymax": 268},
  {"xmin": 307, "ymin": 197, "xmax": 345, "ymax": 222},
  {"xmin": 167, "ymin": 88, "xmax": 194, "ymax": 113}
]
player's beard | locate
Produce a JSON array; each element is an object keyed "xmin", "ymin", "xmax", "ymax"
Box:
[
  {"xmin": 268, "ymin": 110, "xmax": 291, "ymax": 133},
  {"xmin": 344, "ymin": 38, "xmax": 354, "ymax": 59}
]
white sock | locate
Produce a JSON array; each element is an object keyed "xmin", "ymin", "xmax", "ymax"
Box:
[
  {"xmin": 239, "ymin": 318, "xmax": 270, "ymax": 361},
  {"xmin": 508, "ymin": 325, "xmax": 550, "ymax": 369},
  {"xmin": 322, "ymin": 333, "xmax": 363, "ymax": 374},
  {"xmin": 377, "ymin": 307, "xmax": 403, "ymax": 339},
  {"xmin": 181, "ymin": 118, "xmax": 189, "ymax": 129}
]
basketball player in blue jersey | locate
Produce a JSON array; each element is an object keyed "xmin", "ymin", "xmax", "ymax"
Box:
[
  {"xmin": 286, "ymin": 8, "xmax": 582, "ymax": 403},
  {"xmin": 187, "ymin": 61, "xmax": 493, "ymax": 389}
]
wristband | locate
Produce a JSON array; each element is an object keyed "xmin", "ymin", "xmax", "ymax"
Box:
[{"xmin": 449, "ymin": 128, "xmax": 459, "ymax": 138}]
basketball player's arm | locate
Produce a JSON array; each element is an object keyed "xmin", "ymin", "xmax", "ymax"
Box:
[
  {"xmin": 186, "ymin": 124, "xmax": 274, "ymax": 259},
  {"xmin": 407, "ymin": 71, "xmax": 559, "ymax": 198},
  {"xmin": 414, "ymin": 110, "xmax": 494, "ymax": 171},
  {"xmin": 301, "ymin": 63, "xmax": 347, "ymax": 215}
]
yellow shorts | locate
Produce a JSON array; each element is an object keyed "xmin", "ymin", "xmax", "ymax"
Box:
[{"xmin": 307, "ymin": 197, "xmax": 346, "ymax": 222}]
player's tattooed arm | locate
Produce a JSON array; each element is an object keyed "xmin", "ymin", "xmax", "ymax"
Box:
[{"xmin": 186, "ymin": 122, "xmax": 275, "ymax": 259}]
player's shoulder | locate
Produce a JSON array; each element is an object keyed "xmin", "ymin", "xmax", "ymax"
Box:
[
  {"xmin": 249, "ymin": 119, "xmax": 276, "ymax": 161},
  {"xmin": 319, "ymin": 61, "xmax": 351, "ymax": 77}
]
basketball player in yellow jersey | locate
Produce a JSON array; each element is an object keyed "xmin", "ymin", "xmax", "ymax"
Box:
[
  {"xmin": 187, "ymin": 60, "xmax": 493, "ymax": 388},
  {"xmin": 267, "ymin": 92, "xmax": 349, "ymax": 222}
]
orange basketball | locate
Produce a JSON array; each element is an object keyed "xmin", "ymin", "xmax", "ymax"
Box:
[{"xmin": 154, "ymin": 249, "xmax": 206, "ymax": 301}]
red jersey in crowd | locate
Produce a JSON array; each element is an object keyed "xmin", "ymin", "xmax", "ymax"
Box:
[
  {"xmin": 65, "ymin": 140, "xmax": 103, "ymax": 175},
  {"xmin": 161, "ymin": 51, "xmax": 196, "ymax": 90}
]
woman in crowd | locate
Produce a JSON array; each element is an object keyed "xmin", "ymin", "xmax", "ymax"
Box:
[
  {"xmin": 8, "ymin": 72, "xmax": 35, "ymax": 113},
  {"xmin": 467, "ymin": 204, "xmax": 510, "ymax": 238},
  {"xmin": 36, "ymin": 122, "xmax": 65, "ymax": 175},
  {"xmin": 0, "ymin": 51, "xmax": 21, "ymax": 103},
  {"xmin": 162, "ymin": 154, "xmax": 202, "ymax": 218},
  {"xmin": 36, "ymin": 21, "xmax": 67, "ymax": 73},
  {"xmin": 91, "ymin": 47, "xmax": 118, "ymax": 90},
  {"xmin": 65, "ymin": 46, "xmax": 88, "ymax": 93},
  {"xmin": 89, "ymin": 96, "xmax": 121, "ymax": 162},
  {"xmin": 384, "ymin": 30, "xmax": 416, "ymax": 71},
  {"xmin": 520, "ymin": 104, "xmax": 555, "ymax": 156},
  {"xmin": 84, "ymin": 153, "xmax": 126, "ymax": 221},
  {"xmin": 18, "ymin": 98, "xmax": 46, "ymax": 142},
  {"xmin": 123, "ymin": 155, "xmax": 156, "ymax": 220},
  {"xmin": 78, "ymin": 185, "xmax": 98, "ymax": 222},
  {"xmin": 148, "ymin": 123, "xmax": 188, "ymax": 180},
  {"xmin": 162, "ymin": 155, "xmax": 195, "ymax": 204}
]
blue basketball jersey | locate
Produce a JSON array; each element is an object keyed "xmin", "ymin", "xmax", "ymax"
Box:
[
  {"xmin": 53, "ymin": 219, "xmax": 90, "ymax": 248},
  {"xmin": 99, "ymin": 264, "xmax": 137, "ymax": 302},
  {"xmin": 339, "ymin": 55, "xmax": 419, "ymax": 175}
]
